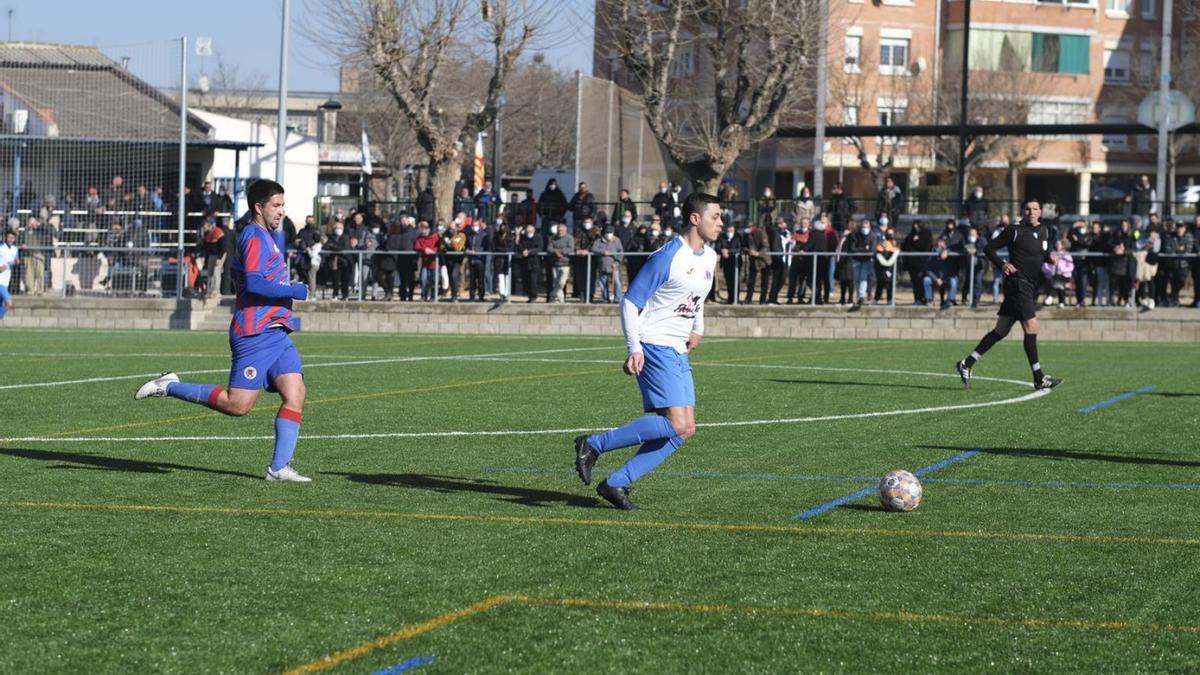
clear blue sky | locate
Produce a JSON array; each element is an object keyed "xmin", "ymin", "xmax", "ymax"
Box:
[{"xmin": 11, "ymin": 0, "xmax": 593, "ymax": 92}]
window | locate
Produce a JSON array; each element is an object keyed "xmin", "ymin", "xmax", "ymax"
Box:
[
  {"xmin": 1033, "ymin": 33, "xmax": 1089, "ymax": 74},
  {"xmin": 842, "ymin": 104, "xmax": 859, "ymax": 125},
  {"xmin": 1029, "ymin": 99, "xmax": 1089, "ymax": 139},
  {"xmin": 670, "ymin": 47, "xmax": 695, "ymax": 78},
  {"xmin": 1107, "ymin": 0, "xmax": 1132, "ymax": 13},
  {"xmin": 947, "ymin": 30, "xmax": 1089, "ymax": 75},
  {"xmin": 1104, "ymin": 49, "xmax": 1130, "ymax": 82},
  {"xmin": 1101, "ymin": 112, "xmax": 1129, "ymax": 150},
  {"xmin": 1037, "ymin": 0, "xmax": 1091, "ymax": 5},
  {"xmin": 878, "ymin": 101, "xmax": 907, "ymax": 144},
  {"xmin": 879, "ymin": 38, "xmax": 910, "ymax": 75},
  {"xmin": 1140, "ymin": 0, "xmax": 1156, "ymax": 17},
  {"xmin": 845, "ymin": 35, "xmax": 862, "ymax": 72},
  {"xmin": 1138, "ymin": 46, "xmax": 1156, "ymax": 81}
]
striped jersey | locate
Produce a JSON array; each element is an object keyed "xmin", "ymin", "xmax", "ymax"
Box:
[{"xmin": 231, "ymin": 223, "xmax": 300, "ymax": 337}]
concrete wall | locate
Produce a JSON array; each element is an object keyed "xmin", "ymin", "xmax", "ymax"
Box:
[{"xmin": 4, "ymin": 297, "xmax": 1199, "ymax": 343}]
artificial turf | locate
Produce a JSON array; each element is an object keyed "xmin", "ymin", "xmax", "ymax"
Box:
[{"xmin": 1, "ymin": 329, "xmax": 1197, "ymax": 672}]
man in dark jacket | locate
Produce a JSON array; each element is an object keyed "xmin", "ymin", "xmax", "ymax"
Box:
[
  {"xmin": 744, "ymin": 222, "xmax": 770, "ymax": 304},
  {"xmin": 788, "ymin": 218, "xmax": 814, "ymax": 304},
  {"xmin": 901, "ymin": 220, "xmax": 933, "ymax": 304},
  {"xmin": 923, "ymin": 244, "xmax": 958, "ymax": 308},
  {"xmin": 714, "ymin": 222, "xmax": 743, "ymax": 303},
  {"xmin": 814, "ymin": 215, "xmax": 840, "ymax": 305},
  {"xmin": 474, "ymin": 180, "xmax": 499, "ymax": 221},
  {"xmin": 651, "ymin": 181, "xmax": 674, "ymax": 221},
  {"xmin": 965, "ymin": 186, "xmax": 990, "ymax": 231},
  {"xmin": 845, "ymin": 218, "xmax": 876, "ymax": 307},
  {"xmin": 611, "ymin": 188, "xmax": 637, "ymax": 226},
  {"xmin": 465, "ymin": 218, "xmax": 491, "ymax": 301},
  {"xmin": 396, "ymin": 216, "xmax": 420, "ymax": 301},
  {"xmin": 766, "ymin": 216, "xmax": 787, "ymax": 303},
  {"xmin": 538, "ymin": 180, "xmax": 568, "ymax": 228},
  {"xmin": 417, "ymin": 185, "xmax": 438, "ymax": 224},
  {"xmin": 826, "ymin": 183, "xmax": 854, "ymax": 233},
  {"xmin": 548, "ymin": 222, "xmax": 574, "ymax": 302},
  {"xmin": 877, "ymin": 177, "xmax": 904, "ymax": 224},
  {"xmin": 567, "ymin": 182, "xmax": 596, "ymax": 227},
  {"xmin": 572, "ymin": 217, "xmax": 597, "ymax": 301},
  {"xmin": 516, "ymin": 222, "xmax": 543, "ymax": 302},
  {"xmin": 1162, "ymin": 220, "xmax": 1194, "ymax": 306},
  {"xmin": 453, "ymin": 186, "xmax": 473, "ymax": 223},
  {"xmin": 1066, "ymin": 220, "xmax": 1094, "ymax": 307},
  {"xmin": 325, "ymin": 219, "xmax": 355, "ymax": 300}
]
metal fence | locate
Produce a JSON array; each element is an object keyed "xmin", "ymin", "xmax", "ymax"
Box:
[{"xmin": 9, "ymin": 245, "xmax": 1195, "ymax": 310}]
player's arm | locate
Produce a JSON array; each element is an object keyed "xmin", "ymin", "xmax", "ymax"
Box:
[
  {"xmin": 985, "ymin": 226, "xmax": 1015, "ymax": 274},
  {"xmin": 687, "ymin": 301, "xmax": 704, "ymax": 353},
  {"xmin": 620, "ymin": 244, "xmax": 674, "ymax": 375},
  {"xmin": 620, "ymin": 298, "xmax": 644, "ymax": 375},
  {"xmin": 241, "ymin": 233, "xmax": 307, "ymax": 300}
]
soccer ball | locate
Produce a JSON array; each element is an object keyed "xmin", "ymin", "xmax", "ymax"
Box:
[{"xmin": 879, "ymin": 470, "xmax": 922, "ymax": 512}]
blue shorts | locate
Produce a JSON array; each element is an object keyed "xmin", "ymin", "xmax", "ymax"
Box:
[
  {"xmin": 228, "ymin": 328, "xmax": 303, "ymax": 392},
  {"xmin": 636, "ymin": 343, "xmax": 695, "ymax": 412},
  {"xmin": 0, "ymin": 284, "xmax": 9, "ymax": 319}
]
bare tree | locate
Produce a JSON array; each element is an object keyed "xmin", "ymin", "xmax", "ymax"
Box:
[
  {"xmin": 605, "ymin": 0, "xmax": 821, "ymax": 194},
  {"xmin": 500, "ymin": 55, "xmax": 576, "ymax": 175},
  {"xmin": 311, "ymin": 0, "xmax": 546, "ymax": 223},
  {"xmin": 190, "ymin": 51, "xmax": 270, "ymax": 116}
]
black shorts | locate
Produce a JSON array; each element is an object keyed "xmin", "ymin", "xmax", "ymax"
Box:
[{"xmin": 998, "ymin": 277, "xmax": 1038, "ymax": 321}]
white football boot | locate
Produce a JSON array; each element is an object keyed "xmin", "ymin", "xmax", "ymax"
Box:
[
  {"xmin": 265, "ymin": 465, "xmax": 313, "ymax": 482},
  {"xmin": 134, "ymin": 372, "xmax": 180, "ymax": 400}
]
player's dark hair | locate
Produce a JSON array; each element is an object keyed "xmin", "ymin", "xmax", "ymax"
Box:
[
  {"xmin": 682, "ymin": 192, "xmax": 720, "ymax": 227},
  {"xmin": 247, "ymin": 179, "xmax": 285, "ymax": 216},
  {"xmin": 1023, "ymin": 198, "xmax": 1040, "ymax": 211}
]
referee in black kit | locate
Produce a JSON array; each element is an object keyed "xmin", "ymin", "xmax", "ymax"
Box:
[{"xmin": 956, "ymin": 199, "xmax": 1062, "ymax": 391}]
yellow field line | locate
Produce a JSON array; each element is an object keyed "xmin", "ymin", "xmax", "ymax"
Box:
[
  {"xmin": 282, "ymin": 595, "xmax": 517, "ymax": 674},
  {"xmin": 2, "ymin": 500, "xmax": 1197, "ymax": 548},
  {"xmin": 284, "ymin": 592, "xmax": 1200, "ymax": 673}
]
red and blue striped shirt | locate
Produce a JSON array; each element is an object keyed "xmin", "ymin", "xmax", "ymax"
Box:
[{"xmin": 230, "ymin": 223, "xmax": 303, "ymax": 337}]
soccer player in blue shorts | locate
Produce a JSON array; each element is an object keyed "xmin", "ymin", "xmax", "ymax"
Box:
[
  {"xmin": 574, "ymin": 192, "xmax": 722, "ymax": 509},
  {"xmin": 134, "ymin": 179, "xmax": 312, "ymax": 481}
]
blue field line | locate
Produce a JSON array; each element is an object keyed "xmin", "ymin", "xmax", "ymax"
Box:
[
  {"xmin": 792, "ymin": 450, "xmax": 980, "ymax": 520},
  {"xmin": 1078, "ymin": 386, "xmax": 1155, "ymax": 413},
  {"xmin": 371, "ymin": 655, "xmax": 436, "ymax": 675},
  {"xmin": 482, "ymin": 466, "xmax": 1200, "ymax": 491}
]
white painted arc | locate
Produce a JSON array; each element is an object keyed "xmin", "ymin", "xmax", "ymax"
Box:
[{"xmin": 0, "ymin": 366, "xmax": 1048, "ymax": 444}]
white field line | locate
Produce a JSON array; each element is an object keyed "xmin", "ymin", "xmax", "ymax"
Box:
[{"xmin": 0, "ymin": 366, "xmax": 1049, "ymax": 444}]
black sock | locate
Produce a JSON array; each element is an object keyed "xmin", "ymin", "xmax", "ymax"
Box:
[
  {"xmin": 964, "ymin": 330, "xmax": 1003, "ymax": 367},
  {"xmin": 1024, "ymin": 334, "xmax": 1043, "ymax": 381}
]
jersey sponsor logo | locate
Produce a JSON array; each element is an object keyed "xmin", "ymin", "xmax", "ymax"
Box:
[
  {"xmin": 243, "ymin": 366, "xmax": 258, "ymax": 381},
  {"xmin": 673, "ymin": 292, "xmax": 701, "ymax": 319}
]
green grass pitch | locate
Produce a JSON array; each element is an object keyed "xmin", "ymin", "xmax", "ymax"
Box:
[{"xmin": 1, "ymin": 329, "xmax": 1198, "ymax": 672}]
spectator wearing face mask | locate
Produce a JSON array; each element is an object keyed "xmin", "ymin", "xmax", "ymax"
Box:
[
  {"xmin": 491, "ymin": 223, "xmax": 514, "ymax": 302},
  {"xmin": 592, "ymin": 226, "xmax": 625, "ymax": 304},
  {"xmin": 377, "ymin": 221, "xmax": 402, "ymax": 301},
  {"xmin": 714, "ymin": 222, "xmax": 743, "ymax": 304},
  {"xmin": 877, "ymin": 177, "xmax": 904, "ymax": 226},
  {"xmin": 361, "ymin": 219, "xmax": 385, "ymax": 300},
  {"xmin": 670, "ymin": 183, "xmax": 684, "ymax": 226},
  {"xmin": 573, "ymin": 217, "xmax": 597, "ymax": 301},
  {"xmin": 651, "ymin": 182, "xmax": 675, "ymax": 222},
  {"xmin": 325, "ymin": 219, "xmax": 355, "ymax": 301},
  {"xmin": 873, "ymin": 228, "xmax": 899, "ymax": 305},
  {"xmin": 466, "ymin": 218, "xmax": 491, "ymax": 301},
  {"xmin": 1066, "ymin": 220, "xmax": 1093, "ymax": 309},
  {"xmin": 612, "ymin": 189, "xmax": 637, "ymax": 226},
  {"xmin": 414, "ymin": 221, "xmax": 440, "ymax": 302},
  {"xmin": 845, "ymin": 219, "xmax": 875, "ymax": 308},
  {"xmin": 744, "ymin": 220, "xmax": 770, "ymax": 304},
  {"xmin": 1108, "ymin": 224, "xmax": 1134, "ymax": 307},
  {"xmin": 961, "ymin": 226, "xmax": 987, "ymax": 308},
  {"xmin": 788, "ymin": 218, "xmax": 813, "ymax": 304},
  {"xmin": 568, "ymin": 182, "xmax": 596, "ymax": 229},
  {"xmin": 1161, "ymin": 220, "xmax": 1194, "ymax": 307},
  {"xmin": 813, "ymin": 214, "xmax": 838, "ymax": 305},
  {"xmin": 923, "ymin": 243, "xmax": 959, "ymax": 309},
  {"xmin": 765, "ymin": 216, "xmax": 787, "ymax": 304},
  {"xmin": 549, "ymin": 222, "xmax": 574, "ymax": 303},
  {"xmin": 516, "ymin": 223, "xmax": 544, "ymax": 302},
  {"xmin": 901, "ymin": 220, "xmax": 933, "ymax": 304},
  {"xmin": 475, "ymin": 180, "xmax": 499, "ymax": 221}
]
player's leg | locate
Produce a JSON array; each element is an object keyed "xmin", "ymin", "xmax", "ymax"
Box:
[
  {"xmin": 1020, "ymin": 317, "xmax": 1061, "ymax": 390},
  {"xmin": 957, "ymin": 315, "xmax": 1016, "ymax": 387},
  {"xmin": 264, "ymin": 334, "xmax": 310, "ymax": 481}
]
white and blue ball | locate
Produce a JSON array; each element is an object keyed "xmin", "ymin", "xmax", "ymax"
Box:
[{"xmin": 879, "ymin": 470, "xmax": 922, "ymax": 512}]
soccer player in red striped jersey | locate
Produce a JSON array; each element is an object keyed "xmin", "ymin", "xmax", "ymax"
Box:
[{"xmin": 135, "ymin": 179, "xmax": 312, "ymax": 481}]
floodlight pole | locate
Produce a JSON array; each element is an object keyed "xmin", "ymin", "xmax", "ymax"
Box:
[
  {"xmin": 812, "ymin": 0, "xmax": 829, "ymax": 203},
  {"xmin": 1156, "ymin": 0, "xmax": 1173, "ymax": 216},
  {"xmin": 177, "ymin": 36, "xmax": 188, "ymax": 301},
  {"xmin": 954, "ymin": 0, "xmax": 971, "ymax": 219},
  {"xmin": 276, "ymin": 0, "xmax": 290, "ymax": 184}
]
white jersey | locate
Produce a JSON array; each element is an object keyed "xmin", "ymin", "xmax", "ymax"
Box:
[
  {"xmin": 0, "ymin": 242, "xmax": 18, "ymax": 288},
  {"xmin": 623, "ymin": 236, "xmax": 717, "ymax": 353}
]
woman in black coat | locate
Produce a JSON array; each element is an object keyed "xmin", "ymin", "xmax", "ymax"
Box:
[{"xmin": 377, "ymin": 222, "xmax": 404, "ymax": 300}]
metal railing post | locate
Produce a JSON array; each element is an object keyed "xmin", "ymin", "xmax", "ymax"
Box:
[
  {"xmin": 890, "ymin": 255, "xmax": 897, "ymax": 307},
  {"xmin": 585, "ymin": 254, "xmax": 591, "ymax": 305},
  {"xmin": 968, "ymin": 254, "xmax": 975, "ymax": 308},
  {"xmin": 433, "ymin": 258, "xmax": 439, "ymax": 302},
  {"xmin": 357, "ymin": 251, "xmax": 365, "ymax": 301},
  {"xmin": 733, "ymin": 254, "xmax": 739, "ymax": 305},
  {"xmin": 811, "ymin": 252, "xmax": 818, "ymax": 306}
]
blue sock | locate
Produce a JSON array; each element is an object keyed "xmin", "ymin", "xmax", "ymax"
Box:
[
  {"xmin": 271, "ymin": 407, "xmax": 302, "ymax": 472},
  {"xmin": 588, "ymin": 415, "xmax": 677, "ymax": 454},
  {"xmin": 607, "ymin": 435, "xmax": 685, "ymax": 487},
  {"xmin": 166, "ymin": 382, "xmax": 222, "ymax": 408}
]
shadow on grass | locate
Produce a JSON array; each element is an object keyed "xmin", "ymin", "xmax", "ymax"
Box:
[
  {"xmin": 0, "ymin": 447, "xmax": 260, "ymax": 479},
  {"xmin": 838, "ymin": 503, "xmax": 887, "ymax": 513},
  {"xmin": 920, "ymin": 445, "xmax": 1200, "ymax": 468},
  {"xmin": 1147, "ymin": 392, "xmax": 1200, "ymax": 398},
  {"xmin": 767, "ymin": 378, "xmax": 950, "ymax": 392},
  {"xmin": 325, "ymin": 472, "xmax": 599, "ymax": 508}
]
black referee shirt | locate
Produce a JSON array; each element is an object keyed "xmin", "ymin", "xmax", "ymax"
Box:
[{"xmin": 985, "ymin": 221, "xmax": 1054, "ymax": 287}]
